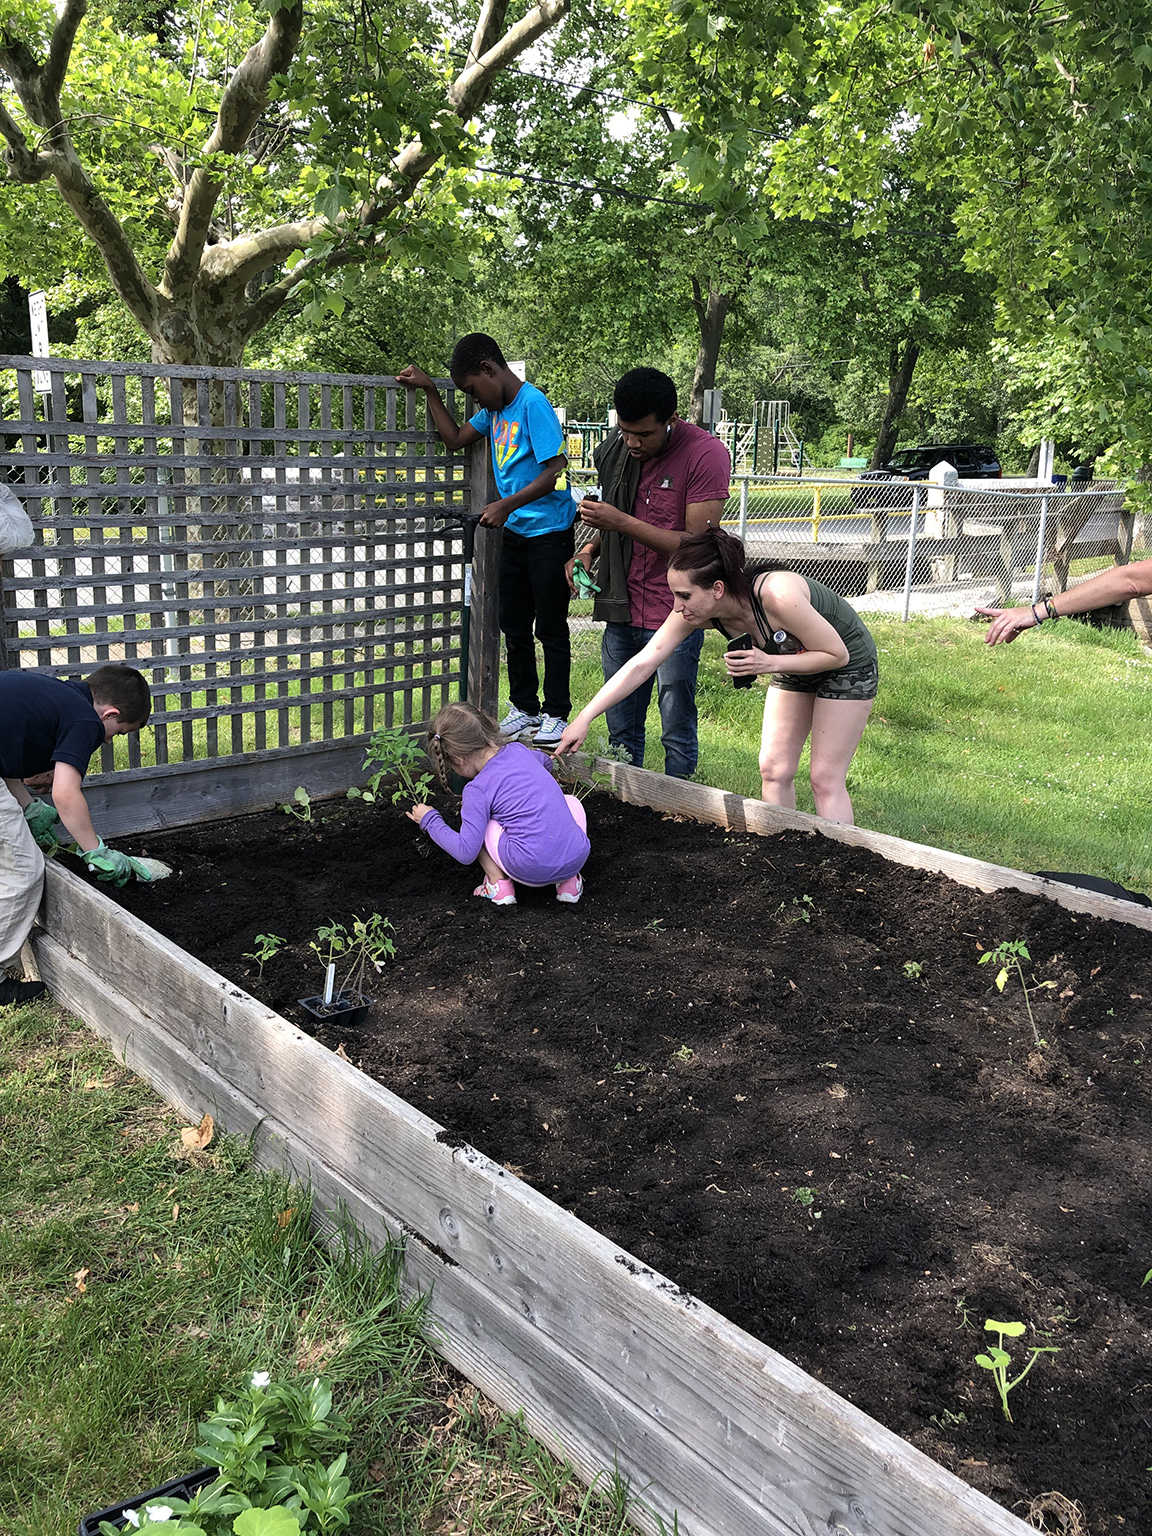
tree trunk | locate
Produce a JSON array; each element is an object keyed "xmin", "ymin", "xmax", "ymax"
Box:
[
  {"xmin": 869, "ymin": 339, "xmax": 921, "ymax": 469},
  {"xmin": 688, "ymin": 284, "xmax": 731, "ymax": 426}
]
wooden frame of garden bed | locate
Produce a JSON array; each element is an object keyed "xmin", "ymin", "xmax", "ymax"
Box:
[{"xmin": 32, "ymin": 759, "xmax": 1152, "ymax": 1536}]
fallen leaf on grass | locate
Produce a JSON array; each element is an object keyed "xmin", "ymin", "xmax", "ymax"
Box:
[
  {"xmin": 172, "ymin": 1203, "xmax": 180, "ymax": 1223},
  {"xmin": 74, "ymin": 1267, "xmax": 90, "ymax": 1293},
  {"xmin": 276, "ymin": 1208, "xmax": 296, "ymax": 1229},
  {"xmin": 180, "ymin": 1112, "xmax": 214, "ymax": 1151},
  {"xmin": 84, "ymin": 1077, "xmax": 109, "ymax": 1090}
]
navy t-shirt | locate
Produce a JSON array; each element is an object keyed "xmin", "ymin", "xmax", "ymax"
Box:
[{"xmin": 0, "ymin": 671, "xmax": 106, "ymax": 778}]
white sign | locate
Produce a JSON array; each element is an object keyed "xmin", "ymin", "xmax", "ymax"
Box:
[
  {"xmin": 29, "ymin": 290, "xmax": 50, "ymax": 393},
  {"xmin": 509, "ymin": 360, "xmax": 527, "ymax": 381}
]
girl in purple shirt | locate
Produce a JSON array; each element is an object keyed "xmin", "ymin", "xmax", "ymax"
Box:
[{"xmin": 407, "ymin": 702, "xmax": 589, "ymax": 906}]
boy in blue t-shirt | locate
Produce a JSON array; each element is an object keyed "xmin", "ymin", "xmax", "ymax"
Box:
[{"xmin": 396, "ymin": 334, "xmax": 576, "ymax": 746}]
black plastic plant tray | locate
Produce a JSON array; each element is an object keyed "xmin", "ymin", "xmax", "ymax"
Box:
[{"xmin": 79, "ymin": 1466, "xmax": 217, "ymax": 1534}]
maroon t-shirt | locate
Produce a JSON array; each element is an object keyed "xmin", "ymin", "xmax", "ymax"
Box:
[{"xmin": 625, "ymin": 420, "xmax": 732, "ymax": 627}]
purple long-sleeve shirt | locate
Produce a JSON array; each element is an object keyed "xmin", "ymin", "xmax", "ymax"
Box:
[{"xmin": 419, "ymin": 742, "xmax": 590, "ymax": 883}]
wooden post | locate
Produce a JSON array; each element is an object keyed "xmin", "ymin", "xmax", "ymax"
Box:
[{"xmin": 467, "ymin": 437, "xmax": 502, "ymax": 716}]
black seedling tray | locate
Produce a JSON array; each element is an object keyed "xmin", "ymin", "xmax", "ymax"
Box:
[{"xmin": 79, "ymin": 1466, "xmax": 217, "ymax": 1534}]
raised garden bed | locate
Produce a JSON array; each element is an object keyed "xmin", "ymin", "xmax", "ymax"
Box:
[{"xmin": 36, "ymin": 762, "xmax": 1152, "ymax": 1536}]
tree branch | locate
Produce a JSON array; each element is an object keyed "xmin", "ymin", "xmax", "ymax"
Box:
[
  {"xmin": 1, "ymin": 13, "xmax": 160, "ymax": 334},
  {"xmin": 162, "ymin": 0, "xmax": 304, "ymax": 304},
  {"xmin": 43, "ymin": 0, "xmax": 87, "ymax": 103},
  {"xmin": 0, "ymin": 99, "xmax": 49, "ymax": 181},
  {"xmin": 238, "ymin": 256, "xmax": 318, "ymax": 336},
  {"xmin": 449, "ymin": 0, "xmax": 569, "ymax": 118},
  {"xmin": 466, "ymin": 0, "xmax": 509, "ymax": 67},
  {"xmin": 200, "ymin": 217, "xmax": 327, "ymax": 288}
]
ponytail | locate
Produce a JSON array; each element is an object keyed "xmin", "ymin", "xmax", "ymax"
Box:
[
  {"xmin": 428, "ymin": 701, "xmax": 503, "ymax": 790},
  {"xmin": 667, "ymin": 525, "xmax": 753, "ymax": 603}
]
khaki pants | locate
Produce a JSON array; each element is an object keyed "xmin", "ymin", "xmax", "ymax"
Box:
[{"xmin": 0, "ymin": 779, "xmax": 45, "ymax": 970}]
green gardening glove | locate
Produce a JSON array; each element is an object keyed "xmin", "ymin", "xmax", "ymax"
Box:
[
  {"xmin": 572, "ymin": 558, "xmax": 601, "ymax": 597},
  {"xmin": 75, "ymin": 839, "xmax": 172, "ymax": 884},
  {"xmin": 79, "ymin": 839, "xmax": 136, "ymax": 886},
  {"xmin": 23, "ymin": 797, "xmax": 63, "ymax": 851}
]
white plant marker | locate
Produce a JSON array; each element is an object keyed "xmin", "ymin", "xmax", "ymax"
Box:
[{"xmin": 322, "ymin": 962, "xmax": 336, "ymax": 1006}]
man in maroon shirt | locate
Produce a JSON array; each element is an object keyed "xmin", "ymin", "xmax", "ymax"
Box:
[{"xmin": 570, "ymin": 368, "xmax": 730, "ymax": 776}]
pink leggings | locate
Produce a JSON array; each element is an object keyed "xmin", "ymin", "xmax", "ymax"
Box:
[{"xmin": 483, "ymin": 795, "xmax": 587, "ymax": 886}]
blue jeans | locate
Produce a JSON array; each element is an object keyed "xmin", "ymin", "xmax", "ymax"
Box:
[{"xmin": 601, "ymin": 623, "xmax": 704, "ymax": 778}]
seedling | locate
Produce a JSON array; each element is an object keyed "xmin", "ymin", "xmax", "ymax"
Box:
[
  {"xmin": 280, "ymin": 785, "xmax": 313, "ymax": 821},
  {"xmin": 350, "ymin": 725, "xmax": 434, "ymax": 806},
  {"xmin": 775, "ymin": 894, "xmax": 815, "ymax": 923},
  {"xmin": 243, "ymin": 933, "xmax": 286, "ymax": 980},
  {"xmin": 562, "ymin": 737, "xmax": 631, "ymax": 801},
  {"xmin": 672, "ymin": 1045, "xmax": 695, "ymax": 1063},
  {"xmin": 791, "ymin": 1186, "xmax": 815, "ymax": 1207},
  {"xmin": 974, "ymin": 1318, "xmax": 1059, "ymax": 1422},
  {"xmin": 903, "ymin": 960, "xmax": 924, "ymax": 979},
  {"xmin": 613, "ymin": 1061, "xmax": 647, "ymax": 1074},
  {"xmin": 978, "ymin": 938, "xmax": 1056, "ymax": 1046},
  {"xmin": 310, "ymin": 913, "xmax": 396, "ymax": 1005},
  {"xmin": 645, "ymin": 917, "xmax": 666, "ymax": 935},
  {"xmin": 1142, "ymin": 1268, "xmax": 1152, "ymax": 1288}
]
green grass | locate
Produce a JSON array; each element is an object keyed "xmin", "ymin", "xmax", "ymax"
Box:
[
  {"xmin": 0, "ymin": 1004, "xmax": 636, "ymax": 1536},
  {"xmin": 570, "ymin": 614, "xmax": 1152, "ymax": 891}
]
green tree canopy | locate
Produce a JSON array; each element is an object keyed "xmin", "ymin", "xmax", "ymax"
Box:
[{"xmin": 0, "ymin": 0, "xmax": 569, "ymax": 366}]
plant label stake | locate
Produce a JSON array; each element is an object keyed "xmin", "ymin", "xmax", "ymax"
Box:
[{"xmin": 322, "ymin": 962, "xmax": 336, "ymax": 1007}]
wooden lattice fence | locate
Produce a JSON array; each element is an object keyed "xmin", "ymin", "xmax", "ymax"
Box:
[{"xmin": 0, "ymin": 357, "xmax": 493, "ymax": 792}]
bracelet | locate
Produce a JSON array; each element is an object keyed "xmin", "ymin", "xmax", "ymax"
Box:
[
  {"xmin": 1031, "ymin": 602, "xmax": 1044, "ymax": 626},
  {"xmin": 1044, "ymin": 596, "xmax": 1059, "ymax": 621}
]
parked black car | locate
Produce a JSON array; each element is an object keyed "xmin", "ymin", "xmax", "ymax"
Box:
[
  {"xmin": 862, "ymin": 443, "xmax": 1002, "ymax": 481},
  {"xmin": 850, "ymin": 443, "xmax": 1002, "ymax": 512}
]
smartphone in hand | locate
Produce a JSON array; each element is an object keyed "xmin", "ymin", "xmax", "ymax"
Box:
[{"xmin": 726, "ymin": 632, "xmax": 755, "ymax": 689}]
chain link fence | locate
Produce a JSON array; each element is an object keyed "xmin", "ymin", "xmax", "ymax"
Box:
[{"xmin": 564, "ymin": 468, "xmax": 1133, "ymax": 663}]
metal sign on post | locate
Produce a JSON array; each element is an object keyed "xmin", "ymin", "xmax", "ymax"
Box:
[
  {"xmin": 702, "ymin": 388, "xmax": 721, "ymax": 429},
  {"xmin": 29, "ymin": 291, "xmax": 50, "ymax": 393}
]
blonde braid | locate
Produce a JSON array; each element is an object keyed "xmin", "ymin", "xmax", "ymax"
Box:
[{"xmin": 428, "ymin": 730, "xmax": 453, "ymax": 792}]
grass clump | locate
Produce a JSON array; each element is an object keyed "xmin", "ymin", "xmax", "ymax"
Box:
[{"xmin": 0, "ymin": 1002, "xmax": 635, "ymax": 1536}]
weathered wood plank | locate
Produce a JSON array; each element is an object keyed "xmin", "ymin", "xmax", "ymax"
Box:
[
  {"xmin": 37, "ymin": 864, "xmax": 1031, "ymax": 1536},
  {"xmin": 81, "ymin": 736, "xmax": 388, "ymax": 836},
  {"xmin": 589, "ymin": 760, "xmax": 1152, "ymax": 932}
]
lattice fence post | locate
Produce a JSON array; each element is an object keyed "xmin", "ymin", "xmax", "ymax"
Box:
[{"xmin": 466, "ymin": 435, "xmax": 502, "ymax": 716}]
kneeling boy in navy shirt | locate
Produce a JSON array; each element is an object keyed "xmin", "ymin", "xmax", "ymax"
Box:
[{"xmin": 1, "ymin": 664, "xmax": 164, "ymax": 1005}]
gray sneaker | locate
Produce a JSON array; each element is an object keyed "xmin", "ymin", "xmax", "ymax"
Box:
[
  {"xmin": 534, "ymin": 714, "xmax": 568, "ymax": 746},
  {"xmin": 499, "ymin": 706, "xmax": 542, "ymax": 737}
]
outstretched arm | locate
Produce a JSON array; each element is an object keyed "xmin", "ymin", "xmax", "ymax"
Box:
[
  {"xmin": 976, "ymin": 558, "xmax": 1152, "ymax": 644},
  {"xmin": 555, "ymin": 613, "xmax": 698, "ymax": 756}
]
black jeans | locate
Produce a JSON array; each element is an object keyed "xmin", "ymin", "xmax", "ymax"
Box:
[{"xmin": 499, "ymin": 525, "xmax": 575, "ymax": 718}]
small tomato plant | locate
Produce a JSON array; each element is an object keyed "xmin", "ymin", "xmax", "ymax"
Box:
[
  {"xmin": 349, "ymin": 726, "xmax": 433, "ymax": 806},
  {"xmin": 243, "ymin": 934, "xmax": 286, "ymax": 981},
  {"xmin": 978, "ymin": 938, "xmax": 1056, "ymax": 1046},
  {"xmin": 310, "ymin": 913, "xmax": 396, "ymax": 998}
]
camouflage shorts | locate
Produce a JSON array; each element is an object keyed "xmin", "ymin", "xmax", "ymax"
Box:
[{"xmin": 771, "ymin": 656, "xmax": 879, "ymax": 701}]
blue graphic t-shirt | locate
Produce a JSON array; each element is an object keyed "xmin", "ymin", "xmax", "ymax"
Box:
[{"xmin": 469, "ymin": 382, "xmax": 575, "ymax": 537}]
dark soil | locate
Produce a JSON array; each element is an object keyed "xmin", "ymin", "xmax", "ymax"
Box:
[{"xmin": 106, "ymin": 792, "xmax": 1152, "ymax": 1532}]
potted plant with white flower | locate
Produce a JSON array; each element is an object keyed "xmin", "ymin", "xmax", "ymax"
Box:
[{"xmin": 82, "ymin": 1372, "xmax": 363, "ymax": 1535}]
